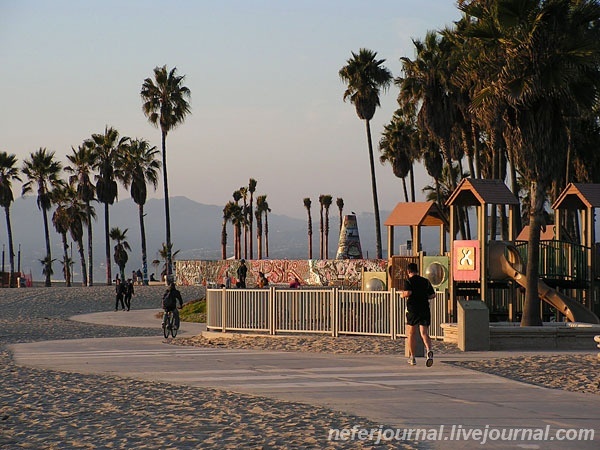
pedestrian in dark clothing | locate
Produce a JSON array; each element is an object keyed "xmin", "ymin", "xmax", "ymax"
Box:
[
  {"xmin": 115, "ymin": 279, "xmax": 126, "ymax": 311},
  {"xmin": 401, "ymin": 263, "xmax": 435, "ymax": 367},
  {"xmin": 237, "ymin": 259, "xmax": 248, "ymax": 288},
  {"xmin": 124, "ymin": 279, "xmax": 135, "ymax": 311}
]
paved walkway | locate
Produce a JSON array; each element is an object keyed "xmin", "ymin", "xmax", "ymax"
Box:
[{"xmin": 10, "ymin": 309, "xmax": 600, "ymax": 449}]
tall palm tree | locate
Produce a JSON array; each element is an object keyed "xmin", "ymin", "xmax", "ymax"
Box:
[
  {"xmin": 65, "ymin": 144, "xmax": 96, "ymax": 286},
  {"xmin": 87, "ymin": 126, "xmax": 129, "ymax": 285},
  {"xmin": 263, "ymin": 198, "xmax": 271, "ymax": 258},
  {"xmin": 22, "ymin": 148, "xmax": 63, "ymax": 287},
  {"xmin": 255, "ymin": 195, "xmax": 267, "ymax": 260},
  {"xmin": 336, "ymin": 198, "xmax": 344, "ymax": 232},
  {"xmin": 221, "ymin": 201, "xmax": 237, "ymax": 259},
  {"xmin": 110, "ymin": 227, "xmax": 131, "ymax": 282},
  {"xmin": 232, "ymin": 190, "xmax": 243, "ymax": 259},
  {"xmin": 339, "ymin": 48, "xmax": 392, "ymax": 259},
  {"xmin": 51, "ymin": 184, "xmax": 73, "ymax": 286},
  {"xmin": 118, "ymin": 138, "xmax": 161, "ymax": 286},
  {"xmin": 67, "ymin": 188, "xmax": 92, "ymax": 287},
  {"xmin": 318, "ymin": 195, "xmax": 325, "ymax": 259},
  {"xmin": 141, "ymin": 65, "xmax": 191, "ymax": 282},
  {"xmin": 303, "ymin": 198, "xmax": 313, "ymax": 259},
  {"xmin": 239, "ymin": 186, "xmax": 248, "ymax": 259},
  {"xmin": 322, "ymin": 195, "xmax": 333, "ymax": 259},
  {"xmin": 248, "ymin": 178, "xmax": 257, "ymax": 259},
  {"xmin": 0, "ymin": 152, "xmax": 21, "ymax": 287},
  {"xmin": 461, "ymin": 0, "xmax": 600, "ymax": 325}
]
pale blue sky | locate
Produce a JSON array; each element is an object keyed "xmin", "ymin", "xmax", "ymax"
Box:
[{"xmin": 1, "ymin": 0, "xmax": 461, "ymax": 219}]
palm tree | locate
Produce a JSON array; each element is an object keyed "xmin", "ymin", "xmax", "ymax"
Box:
[
  {"xmin": 153, "ymin": 242, "xmax": 181, "ymax": 282},
  {"xmin": 221, "ymin": 201, "xmax": 237, "ymax": 259},
  {"xmin": 67, "ymin": 188, "xmax": 92, "ymax": 287},
  {"xmin": 255, "ymin": 195, "xmax": 267, "ymax": 260},
  {"xmin": 248, "ymin": 178, "xmax": 257, "ymax": 259},
  {"xmin": 239, "ymin": 186, "xmax": 248, "ymax": 259},
  {"xmin": 141, "ymin": 65, "xmax": 191, "ymax": 282},
  {"xmin": 21, "ymin": 148, "xmax": 63, "ymax": 287},
  {"xmin": 461, "ymin": 0, "xmax": 600, "ymax": 325},
  {"xmin": 232, "ymin": 190, "xmax": 243, "ymax": 259},
  {"xmin": 303, "ymin": 198, "xmax": 313, "ymax": 259},
  {"xmin": 110, "ymin": 227, "xmax": 131, "ymax": 282},
  {"xmin": 118, "ymin": 138, "xmax": 161, "ymax": 285},
  {"xmin": 51, "ymin": 184, "xmax": 73, "ymax": 286},
  {"xmin": 336, "ymin": 198, "xmax": 344, "ymax": 232},
  {"xmin": 322, "ymin": 195, "xmax": 333, "ymax": 259},
  {"xmin": 318, "ymin": 195, "xmax": 325, "ymax": 259},
  {"xmin": 0, "ymin": 152, "xmax": 21, "ymax": 287},
  {"xmin": 87, "ymin": 126, "xmax": 129, "ymax": 285},
  {"xmin": 262, "ymin": 197, "xmax": 271, "ymax": 258},
  {"xmin": 339, "ymin": 48, "xmax": 392, "ymax": 259},
  {"xmin": 65, "ymin": 144, "xmax": 96, "ymax": 286}
]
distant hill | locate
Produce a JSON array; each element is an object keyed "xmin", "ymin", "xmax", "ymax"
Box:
[{"xmin": 0, "ymin": 196, "xmax": 415, "ymax": 283}]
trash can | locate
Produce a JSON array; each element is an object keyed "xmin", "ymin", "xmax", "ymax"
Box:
[{"xmin": 458, "ymin": 299, "xmax": 490, "ymax": 351}]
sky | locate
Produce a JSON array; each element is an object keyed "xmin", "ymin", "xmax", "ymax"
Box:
[{"xmin": 0, "ymin": 0, "xmax": 462, "ymax": 220}]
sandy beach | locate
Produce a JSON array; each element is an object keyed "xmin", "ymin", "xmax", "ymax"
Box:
[{"xmin": 1, "ymin": 285, "xmax": 598, "ymax": 449}]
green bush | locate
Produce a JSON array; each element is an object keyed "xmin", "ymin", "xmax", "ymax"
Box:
[{"xmin": 180, "ymin": 298, "xmax": 206, "ymax": 323}]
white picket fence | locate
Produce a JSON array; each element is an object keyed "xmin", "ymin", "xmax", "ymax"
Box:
[{"xmin": 206, "ymin": 288, "xmax": 447, "ymax": 340}]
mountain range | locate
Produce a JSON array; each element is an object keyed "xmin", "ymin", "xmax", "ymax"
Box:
[{"xmin": 0, "ymin": 196, "xmax": 414, "ymax": 283}]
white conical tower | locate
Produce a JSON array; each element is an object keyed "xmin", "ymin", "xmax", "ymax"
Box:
[{"xmin": 335, "ymin": 214, "xmax": 363, "ymax": 259}]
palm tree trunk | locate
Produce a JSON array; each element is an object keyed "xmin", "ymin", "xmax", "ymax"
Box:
[
  {"xmin": 161, "ymin": 130, "xmax": 173, "ymax": 281},
  {"xmin": 409, "ymin": 166, "xmax": 416, "ymax": 202},
  {"xmin": 319, "ymin": 205, "xmax": 324, "ymax": 259},
  {"xmin": 365, "ymin": 120, "xmax": 382, "ymax": 259},
  {"xmin": 307, "ymin": 212, "xmax": 313, "ymax": 259},
  {"xmin": 104, "ymin": 203, "xmax": 111, "ymax": 285},
  {"xmin": 256, "ymin": 222, "xmax": 263, "ymax": 260},
  {"xmin": 77, "ymin": 238, "xmax": 87, "ymax": 287},
  {"xmin": 61, "ymin": 233, "xmax": 71, "ymax": 287},
  {"xmin": 265, "ymin": 212, "xmax": 269, "ymax": 258},
  {"xmin": 42, "ymin": 209, "xmax": 52, "ymax": 287},
  {"xmin": 324, "ymin": 209, "xmax": 329, "ymax": 259},
  {"xmin": 402, "ymin": 178, "xmax": 409, "ymax": 203},
  {"xmin": 139, "ymin": 204, "xmax": 149, "ymax": 285},
  {"xmin": 4, "ymin": 206, "xmax": 15, "ymax": 287},
  {"xmin": 249, "ymin": 195, "xmax": 254, "ymax": 260},
  {"xmin": 522, "ymin": 180, "xmax": 545, "ymax": 327},
  {"xmin": 86, "ymin": 201, "xmax": 93, "ymax": 286},
  {"xmin": 221, "ymin": 220, "xmax": 227, "ymax": 260}
]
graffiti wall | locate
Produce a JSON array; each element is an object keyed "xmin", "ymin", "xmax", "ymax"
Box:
[{"xmin": 175, "ymin": 259, "xmax": 387, "ymax": 288}]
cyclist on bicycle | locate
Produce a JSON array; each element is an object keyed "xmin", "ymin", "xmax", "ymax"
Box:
[{"xmin": 162, "ymin": 282, "xmax": 183, "ymax": 330}]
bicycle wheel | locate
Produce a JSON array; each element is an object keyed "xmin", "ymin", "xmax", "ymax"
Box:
[
  {"xmin": 170, "ymin": 316, "xmax": 178, "ymax": 338},
  {"xmin": 162, "ymin": 311, "xmax": 170, "ymax": 338}
]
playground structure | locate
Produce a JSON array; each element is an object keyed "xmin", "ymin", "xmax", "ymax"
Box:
[{"xmin": 385, "ymin": 179, "xmax": 600, "ymax": 325}]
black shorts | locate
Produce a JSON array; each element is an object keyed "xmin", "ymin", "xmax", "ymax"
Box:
[{"xmin": 406, "ymin": 308, "xmax": 431, "ymax": 327}]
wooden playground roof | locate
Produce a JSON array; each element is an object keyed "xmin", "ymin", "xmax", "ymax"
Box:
[
  {"xmin": 445, "ymin": 178, "xmax": 519, "ymax": 207},
  {"xmin": 384, "ymin": 201, "xmax": 448, "ymax": 227},
  {"xmin": 552, "ymin": 183, "xmax": 600, "ymax": 210}
]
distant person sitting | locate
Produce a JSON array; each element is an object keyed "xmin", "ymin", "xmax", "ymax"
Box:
[
  {"xmin": 289, "ymin": 276, "xmax": 301, "ymax": 288},
  {"xmin": 257, "ymin": 271, "xmax": 269, "ymax": 288},
  {"xmin": 150, "ymin": 273, "xmax": 156, "ymax": 282}
]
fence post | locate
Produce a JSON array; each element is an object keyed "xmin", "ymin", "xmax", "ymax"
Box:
[
  {"xmin": 332, "ymin": 288, "xmax": 338, "ymax": 337},
  {"xmin": 390, "ymin": 288, "xmax": 397, "ymax": 340},
  {"xmin": 221, "ymin": 288, "xmax": 227, "ymax": 333},
  {"xmin": 269, "ymin": 286, "xmax": 276, "ymax": 335}
]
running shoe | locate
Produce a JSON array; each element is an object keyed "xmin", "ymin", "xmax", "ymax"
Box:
[{"xmin": 426, "ymin": 349, "xmax": 434, "ymax": 367}]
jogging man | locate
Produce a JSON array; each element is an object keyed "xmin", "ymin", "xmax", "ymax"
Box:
[{"xmin": 401, "ymin": 262, "xmax": 435, "ymax": 366}]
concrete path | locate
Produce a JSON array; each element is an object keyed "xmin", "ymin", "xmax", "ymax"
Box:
[{"xmin": 10, "ymin": 309, "xmax": 600, "ymax": 449}]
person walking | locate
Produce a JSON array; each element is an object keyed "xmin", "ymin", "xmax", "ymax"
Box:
[
  {"xmin": 114, "ymin": 278, "xmax": 126, "ymax": 311},
  {"xmin": 124, "ymin": 278, "xmax": 135, "ymax": 311},
  {"xmin": 237, "ymin": 259, "xmax": 248, "ymax": 288},
  {"xmin": 401, "ymin": 262, "xmax": 435, "ymax": 367}
]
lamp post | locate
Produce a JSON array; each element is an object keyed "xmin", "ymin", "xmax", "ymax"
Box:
[{"xmin": 17, "ymin": 243, "xmax": 21, "ymax": 275}]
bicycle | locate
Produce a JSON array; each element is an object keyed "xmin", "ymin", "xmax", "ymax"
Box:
[{"xmin": 162, "ymin": 309, "xmax": 178, "ymax": 338}]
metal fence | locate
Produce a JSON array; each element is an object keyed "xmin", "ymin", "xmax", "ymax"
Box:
[{"xmin": 207, "ymin": 288, "xmax": 447, "ymax": 340}]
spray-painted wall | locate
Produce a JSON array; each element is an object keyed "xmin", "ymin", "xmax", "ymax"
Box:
[{"xmin": 176, "ymin": 259, "xmax": 386, "ymax": 288}]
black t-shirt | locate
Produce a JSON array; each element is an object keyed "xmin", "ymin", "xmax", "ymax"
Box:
[{"xmin": 404, "ymin": 275, "xmax": 434, "ymax": 311}]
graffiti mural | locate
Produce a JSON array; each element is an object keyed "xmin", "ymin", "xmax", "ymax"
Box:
[{"xmin": 175, "ymin": 259, "xmax": 387, "ymax": 288}]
